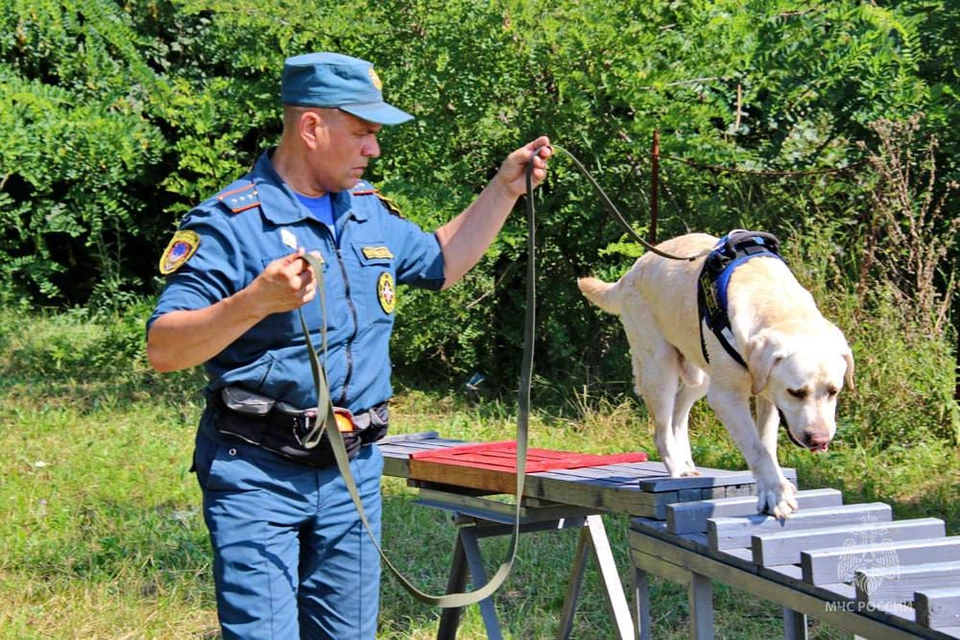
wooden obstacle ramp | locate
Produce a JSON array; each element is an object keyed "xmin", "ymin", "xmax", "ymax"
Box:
[
  {"xmin": 379, "ymin": 432, "xmax": 797, "ymax": 519},
  {"xmin": 631, "ymin": 488, "xmax": 960, "ymax": 639}
]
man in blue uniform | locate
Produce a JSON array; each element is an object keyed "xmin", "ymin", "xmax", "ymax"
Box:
[{"xmin": 146, "ymin": 52, "xmax": 550, "ymax": 639}]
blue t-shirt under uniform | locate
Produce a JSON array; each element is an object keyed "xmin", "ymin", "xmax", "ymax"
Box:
[{"xmin": 294, "ymin": 192, "xmax": 336, "ymax": 239}]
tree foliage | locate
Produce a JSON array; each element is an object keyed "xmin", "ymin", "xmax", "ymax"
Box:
[{"xmin": 1, "ymin": 0, "xmax": 956, "ymax": 416}]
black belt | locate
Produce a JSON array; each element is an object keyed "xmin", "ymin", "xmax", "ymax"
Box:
[{"xmin": 211, "ymin": 396, "xmax": 388, "ymax": 469}]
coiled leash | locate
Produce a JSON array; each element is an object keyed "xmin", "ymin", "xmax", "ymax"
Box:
[{"xmin": 293, "ymin": 151, "xmax": 543, "ymax": 608}]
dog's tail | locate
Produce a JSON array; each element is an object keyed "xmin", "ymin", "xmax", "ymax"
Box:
[{"xmin": 577, "ymin": 277, "xmax": 622, "ymax": 315}]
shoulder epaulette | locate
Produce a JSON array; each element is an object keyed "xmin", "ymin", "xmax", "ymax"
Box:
[
  {"xmin": 376, "ymin": 193, "xmax": 404, "ymax": 218},
  {"xmin": 351, "ymin": 181, "xmax": 404, "ymax": 217},
  {"xmin": 217, "ymin": 182, "xmax": 260, "ymax": 214},
  {"xmin": 351, "ymin": 180, "xmax": 377, "ymax": 197}
]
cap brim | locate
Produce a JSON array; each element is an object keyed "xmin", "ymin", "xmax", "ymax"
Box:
[{"xmin": 340, "ymin": 102, "xmax": 413, "ymax": 126}]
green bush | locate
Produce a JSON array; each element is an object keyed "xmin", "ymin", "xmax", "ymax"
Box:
[{"xmin": 1, "ymin": 0, "xmax": 956, "ymax": 438}]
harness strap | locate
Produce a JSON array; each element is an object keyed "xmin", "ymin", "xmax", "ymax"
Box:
[
  {"xmin": 697, "ymin": 230, "xmax": 783, "ymax": 369},
  {"xmin": 293, "ymin": 153, "xmax": 541, "ymax": 608}
]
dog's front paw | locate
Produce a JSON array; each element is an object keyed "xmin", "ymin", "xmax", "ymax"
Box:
[
  {"xmin": 755, "ymin": 478, "xmax": 799, "ymax": 519},
  {"xmin": 679, "ymin": 461, "xmax": 702, "ymax": 477}
]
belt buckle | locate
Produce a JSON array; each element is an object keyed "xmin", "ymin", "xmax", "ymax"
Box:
[{"xmin": 292, "ymin": 409, "xmax": 319, "ymax": 446}]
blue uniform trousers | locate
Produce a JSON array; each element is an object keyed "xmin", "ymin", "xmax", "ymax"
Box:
[{"xmin": 193, "ymin": 429, "xmax": 383, "ymax": 639}]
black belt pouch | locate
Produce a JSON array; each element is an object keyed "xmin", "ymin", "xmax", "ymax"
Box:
[{"xmin": 214, "ymin": 409, "xmax": 363, "ymax": 469}]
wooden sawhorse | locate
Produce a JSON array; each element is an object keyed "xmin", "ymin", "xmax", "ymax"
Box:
[{"xmin": 413, "ymin": 488, "xmax": 634, "ymax": 640}]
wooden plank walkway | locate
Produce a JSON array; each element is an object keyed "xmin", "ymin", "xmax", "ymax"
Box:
[
  {"xmin": 631, "ymin": 493, "xmax": 960, "ymax": 639},
  {"xmin": 379, "ymin": 432, "xmax": 796, "ymax": 519},
  {"xmin": 377, "ymin": 432, "xmax": 959, "ymax": 638}
]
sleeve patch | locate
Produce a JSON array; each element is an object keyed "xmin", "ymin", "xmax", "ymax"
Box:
[{"xmin": 159, "ymin": 230, "xmax": 200, "ymax": 275}]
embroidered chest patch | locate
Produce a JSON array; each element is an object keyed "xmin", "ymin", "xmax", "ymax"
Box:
[
  {"xmin": 159, "ymin": 230, "xmax": 200, "ymax": 275},
  {"xmin": 377, "ymin": 272, "xmax": 395, "ymax": 314}
]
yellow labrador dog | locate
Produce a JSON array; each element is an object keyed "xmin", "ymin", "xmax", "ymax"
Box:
[{"xmin": 578, "ymin": 232, "xmax": 854, "ymax": 518}]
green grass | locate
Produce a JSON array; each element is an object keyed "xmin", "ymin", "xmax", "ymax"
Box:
[{"xmin": 0, "ymin": 310, "xmax": 956, "ymax": 638}]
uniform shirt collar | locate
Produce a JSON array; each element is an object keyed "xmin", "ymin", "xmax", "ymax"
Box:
[{"xmin": 250, "ymin": 149, "xmax": 368, "ymax": 225}]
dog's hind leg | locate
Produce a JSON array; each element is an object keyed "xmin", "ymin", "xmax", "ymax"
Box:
[
  {"xmin": 672, "ymin": 357, "xmax": 709, "ymax": 475},
  {"xmin": 622, "ymin": 320, "xmax": 692, "ymax": 477},
  {"xmin": 618, "ymin": 297, "xmax": 700, "ymax": 477},
  {"xmin": 634, "ymin": 352, "xmax": 692, "ymax": 478}
]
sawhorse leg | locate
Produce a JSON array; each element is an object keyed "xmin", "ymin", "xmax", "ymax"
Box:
[
  {"xmin": 437, "ymin": 526, "xmax": 503, "ymax": 640},
  {"xmin": 433, "ymin": 510, "xmax": 631, "ymax": 640},
  {"xmin": 557, "ymin": 515, "xmax": 633, "ymax": 640},
  {"xmin": 632, "ymin": 567, "xmax": 652, "ymax": 640},
  {"xmin": 783, "ymin": 608, "xmax": 808, "ymax": 640},
  {"xmin": 689, "ymin": 572, "xmax": 713, "ymax": 640}
]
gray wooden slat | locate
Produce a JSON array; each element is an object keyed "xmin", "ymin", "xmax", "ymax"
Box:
[
  {"xmin": 379, "ymin": 431, "xmax": 440, "ymax": 444},
  {"xmin": 639, "ymin": 468, "xmax": 797, "ymax": 492},
  {"xmin": 802, "ymin": 536, "xmax": 960, "ymax": 585},
  {"xmin": 710, "ymin": 503, "xmax": 892, "ymax": 552},
  {"xmin": 915, "ymin": 586, "xmax": 960, "ymax": 629},
  {"xmin": 640, "ymin": 471, "xmax": 757, "ymax": 492},
  {"xmin": 539, "ymin": 466, "xmax": 654, "ymax": 484},
  {"xmin": 669, "ymin": 489, "xmax": 843, "ymax": 534},
  {"xmin": 856, "ymin": 561, "xmax": 960, "ymax": 606},
  {"xmin": 752, "ymin": 518, "xmax": 946, "ymax": 567},
  {"xmin": 379, "ymin": 438, "xmax": 467, "ymax": 457},
  {"xmin": 527, "ymin": 474, "xmax": 672, "ymax": 517}
]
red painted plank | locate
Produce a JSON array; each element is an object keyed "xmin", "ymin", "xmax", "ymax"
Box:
[{"xmin": 409, "ymin": 441, "xmax": 647, "ymax": 474}]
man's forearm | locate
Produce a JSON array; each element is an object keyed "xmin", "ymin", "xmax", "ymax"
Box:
[
  {"xmin": 435, "ymin": 179, "xmax": 518, "ymax": 289},
  {"xmin": 147, "ymin": 289, "xmax": 263, "ymax": 372}
]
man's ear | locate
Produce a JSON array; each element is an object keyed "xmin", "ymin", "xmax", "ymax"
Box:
[
  {"xmin": 745, "ymin": 331, "xmax": 784, "ymax": 395},
  {"xmin": 299, "ymin": 109, "xmax": 326, "ymax": 149}
]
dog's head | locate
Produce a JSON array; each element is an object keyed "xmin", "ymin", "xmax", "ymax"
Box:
[{"xmin": 745, "ymin": 321, "xmax": 854, "ymax": 452}]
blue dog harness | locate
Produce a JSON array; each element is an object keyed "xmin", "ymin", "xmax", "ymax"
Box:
[{"xmin": 697, "ymin": 230, "xmax": 784, "ymax": 368}]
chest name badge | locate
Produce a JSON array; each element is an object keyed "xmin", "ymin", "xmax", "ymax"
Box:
[
  {"xmin": 362, "ymin": 246, "xmax": 394, "ymax": 260},
  {"xmin": 159, "ymin": 230, "xmax": 200, "ymax": 275},
  {"xmin": 377, "ymin": 272, "xmax": 395, "ymax": 314}
]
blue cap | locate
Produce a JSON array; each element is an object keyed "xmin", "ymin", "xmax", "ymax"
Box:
[{"xmin": 281, "ymin": 52, "xmax": 413, "ymax": 125}]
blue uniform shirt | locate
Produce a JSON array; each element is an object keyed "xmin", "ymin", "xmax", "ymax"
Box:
[{"xmin": 149, "ymin": 149, "xmax": 445, "ymax": 413}]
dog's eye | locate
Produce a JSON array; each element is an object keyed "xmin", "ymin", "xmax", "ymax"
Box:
[
  {"xmin": 826, "ymin": 386, "xmax": 839, "ymax": 397},
  {"xmin": 787, "ymin": 388, "xmax": 808, "ymax": 399}
]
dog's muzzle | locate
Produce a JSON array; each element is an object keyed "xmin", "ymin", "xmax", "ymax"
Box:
[{"xmin": 778, "ymin": 409, "xmax": 829, "ymax": 452}]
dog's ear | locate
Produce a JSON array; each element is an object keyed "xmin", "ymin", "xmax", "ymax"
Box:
[
  {"xmin": 745, "ymin": 331, "xmax": 784, "ymax": 395},
  {"xmin": 842, "ymin": 349, "xmax": 856, "ymax": 392}
]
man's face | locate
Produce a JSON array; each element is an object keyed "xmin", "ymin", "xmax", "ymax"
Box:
[{"xmin": 309, "ymin": 109, "xmax": 382, "ymax": 193}]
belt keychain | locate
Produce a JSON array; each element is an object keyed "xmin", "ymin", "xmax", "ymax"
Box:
[{"xmin": 294, "ymin": 151, "xmax": 541, "ymax": 608}]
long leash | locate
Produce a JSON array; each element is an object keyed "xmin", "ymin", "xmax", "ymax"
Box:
[
  {"xmin": 550, "ymin": 144, "xmax": 709, "ymax": 262},
  {"xmin": 294, "ymin": 143, "xmax": 701, "ymax": 608},
  {"xmin": 293, "ymin": 154, "xmax": 542, "ymax": 607}
]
